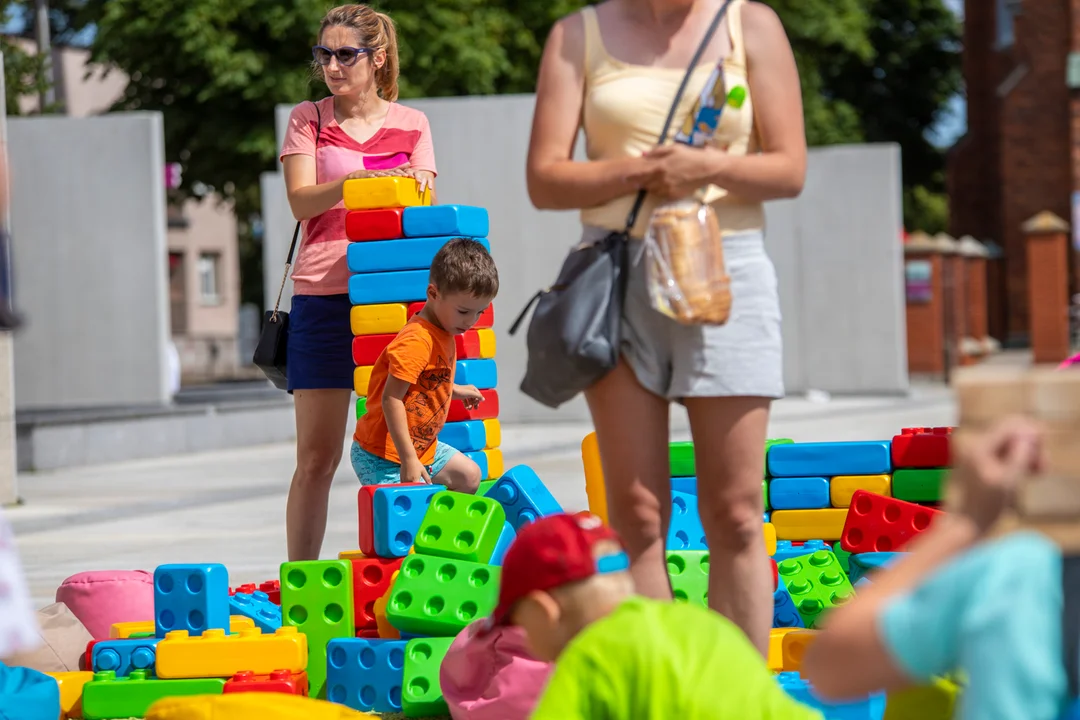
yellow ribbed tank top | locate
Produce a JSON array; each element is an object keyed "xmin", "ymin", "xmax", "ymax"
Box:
[{"xmin": 579, "ymin": 1, "xmax": 765, "ymax": 239}]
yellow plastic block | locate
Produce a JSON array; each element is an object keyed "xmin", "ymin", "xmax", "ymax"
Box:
[
  {"xmin": 146, "ymin": 692, "xmax": 376, "ymax": 720},
  {"xmin": 830, "ymin": 474, "xmax": 892, "ymax": 507},
  {"xmin": 476, "ymin": 328, "xmax": 496, "ymax": 359},
  {"xmin": 483, "ymin": 419, "xmax": 501, "ymax": 450},
  {"xmin": 338, "ymin": 549, "xmax": 367, "ymax": 560},
  {"xmin": 781, "ymin": 629, "xmax": 817, "ymax": 673},
  {"xmin": 484, "ymin": 448, "xmax": 504, "ymax": 480},
  {"xmin": 763, "ymin": 522, "xmax": 777, "ymax": 556},
  {"xmin": 354, "ymin": 365, "xmax": 373, "ymax": 396},
  {"xmin": 767, "ymin": 628, "xmax": 797, "ymax": 671},
  {"xmin": 771, "ymin": 509, "xmax": 849, "ymax": 541},
  {"xmin": 47, "ymin": 671, "xmax": 93, "ymax": 720},
  {"xmin": 884, "ymin": 677, "xmax": 960, "ymax": 720},
  {"xmin": 582, "ymin": 432, "xmax": 608, "ymax": 524},
  {"xmin": 375, "ymin": 570, "xmax": 400, "ymax": 639},
  {"xmin": 351, "ymin": 303, "xmax": 408, "ymax": 336},
  {"xmin": 155, "ymin": 627, "xmax": 307, "ymax": 679},
  {"xmin": 110, "ymin": 616, "xmax": 252, "ymax": 639},
  {"xmin": 342, "ymin": 176, "xmax": 431, "ymax": 211}
]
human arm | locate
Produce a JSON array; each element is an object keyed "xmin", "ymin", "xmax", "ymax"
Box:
[
  {"xmin": 452, "ymin": 384, "xmax": 483, "ymax": 409},
  {"xmin": 406, "ymin": 114, "xmax": 437, "ymax": 199},
  {"xmin": 381, "ymin": 375, "xmax": 431, "ymax": 483},
  {"xmin": 525, "ymin": 13, "xmax": 661, "ymax": 211}
]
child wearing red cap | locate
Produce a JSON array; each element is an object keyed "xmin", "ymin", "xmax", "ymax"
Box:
[{"xmin": 489, "ymin": 511, "xmax": 824, "ymax": 718}]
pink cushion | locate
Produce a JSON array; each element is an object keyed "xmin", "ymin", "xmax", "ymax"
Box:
[
  {"xmin": 440, "ymin": 620, "xmax": 553, "ymax": 720},
  {"xmin": 54, "ymin": 570, "xmax": 154, "ymax": 639}
]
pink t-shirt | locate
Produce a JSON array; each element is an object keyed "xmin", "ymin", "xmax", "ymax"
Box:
[{"xmin": 279, "ymin": 97, "xmax": 437, "ymax": 295}]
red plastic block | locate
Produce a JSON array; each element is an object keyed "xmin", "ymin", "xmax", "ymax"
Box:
[
  {"xmin": 771, "ymin": 557, "xmax": 778, "ymax": 591},
  {"xmin": 345, "ymin": 208, "xmax": 404, "ymax": 241},
  {"xmin": 351, "ymin": 556, "xmax": 403, "ymax": 630},
  {"xmin": 352, "ymin": 334, "xmax": 394, "ymax": 366},
  {"xmin": 223, "ymin": 669, "xmax": 308, "ymax": 696},
  {"xmin": 408, "ymin": 302, "xmax": 494, "ymax": 329},
  {"xmin": 447, "ymin": 389, "xmax": 499, "ymax": 422},
  {"xmin": 356, "ymin": 628, "xmax": 381, "ymax": 638},
  {"xmin": 455, "ymin": 330, "xmax": 481, "ymax": 359},
  {"xmin": 840, "ymin": 490, "xmax": 944, "ymax": 553},
  {"xmin": 84, "ymin": 639, "xmax": 98, "ymax": 671},
  {"xmin": 259, "ymin": 580, "xmax": 281, "ymax": 605},
  {"xmin": 891, "ymin": 427, "xmax": 953, "ymax": 468},
  {"xmin": 357, "ymin": 486, "xmax": 379, "ymax": 556},
  {"xmin": 229, "ymin": 583, "xmax": 256, "ymax": 596}
]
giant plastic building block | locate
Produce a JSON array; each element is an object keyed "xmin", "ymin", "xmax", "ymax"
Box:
[
  {"xmin": 773, "ymin": 579, "xmax": 805, "ymax": 628},
  {"xmin": 351, "ymin": 334, "xmax": 393, "ymax": 366},
  {"xmin": 848, "ymin": 552, "xmax": 902, "ymax": 584},
  {"xmin": 483, "ymin": 448, "xmax": 504, "ymax": 480},
  {"xmin": 455, "ymin": 330, "xmax": 481, "ymax": 359},
  {"xmin": 386, "ymin": 555, "xmax": 500, "ymax": 637},
  {"xmin": 372, "ymin": 484, "xmax": 444, "ymax": 558},
  {"xmin": 401, "ymin": 637, "xmax": 455, "ymax": 718},
  {"xmin": 326, "ymin": 638, "xmax": 406, "ymax": 713},
  {"xmin": 345, "ymin": 207, "xmax": 404, "ymax": 242},
  {"xmin": 349, "ymin": 270, "xmax": 428, "ymax": 306},
  {"xmin": 667, "ymin": 491, "xmax": 707, "ymax": 550},
  {"xmin": 414, "ymin": 491, "xmax": 506, "ymax": 563},
  {"xmin": 356, "ymin": 397, "xmax": 367, "ymax": 420},
  {"xmin": 46, "ymin": 670, "xmax": 93, "ymax": 720},
  {"xmin": 883, "ymin": 676, "xmax": 959, "ymax": 720},
  {"xmin": 342, "ymin": 177, "xmax": 430, "ymax": 211},
  {"xmin": 669, "ymin": 441, "xmax": 695, "ymax": 477},
  {"xmin": 582, "ymin": 432, "xmax": 608, "ymax": 523},
  {"xmin": 349, "ymin": 556, "xmax": 403, "ymax": 630},
  {"xmin": 229, "ymin": 591, "xmax": 281, "ymax": 634},
  {"xmin": 82, "ymin": 670, "xmax": 224, "ymax": 719},
  {"xmin": 769, "ymin": 477, "xmax": 830, "ymax": 510},
  {"xmin": 667, "ymin": 550, "xmax": 708, "ymax": 607},
  {"xmin": 402, "ymin": 205, "xmax": 488, "ymax": 238},
  {"xmin": 358, "ymin": 485, "xmax": 380, "ymax": 556},
  {"xmin": 351, "ymin": 304, "xmax": 408, "ymax": 336},
  {"xmin": 154, "ymin": 564, "xmax": 230, "ymax": 638},
  {"xmin": 487, "ymin": 465, "xmax": 562, "ymax": 530},
  {"xmin": 773, "ymin": 539, "xmax": 830, "ymax": 563},
  {"xmin": 91, "ymin": 638, "xmax": 160, "ymax": 677},
  {"xmin": 145, "ymin": 692, "xmax": 376, "ymax": 719},
  {"xmin": 764, "ymin": 522, "xmax": 777, "ymax": 556},
  {"xmin": 767, "ymin": 628, "xmax": 798, "ymax": 671},
  {"xmin": 840, "ymin": 490, "xmax": 943, "ymax": 553},
  {"xmin": 891, "ymin": 468, "xmax": 947, "ymax": 503},
  {"xmin": 439, "ymin": 421, "xmax": 487, "ymax": 453},
  {"xmin": 348, "ymin": 236, "xmax": 490, "ymax": 274},
  {"xmin": 223, "ymin": 670, "xmax": 307, "ymax": 696},
  {"xmin": 447, "ymin": 389, "xmax": 498, "ymax": 422},
  {"xmin": 155, "ymin": 627, "xmax": 307, "ymax": 678},
  {"xmin": 113, "ymin": 618, "xmax": 247, "ymax": 641},
  {"xmin": 767, "ymin": 441, "xmax": 892, "ymax": 478},
  {"xmin": 489, "ymin": 522, "xmax": 516, "ymax": 566},
  {"xmin": 353, "ymin": 365, "xmax": 373, "ymax": 396},
  {"xmin": 890, "ymin": 427, "xmax": 952, "ymax": 469},
  {"xmin": 776, "ymin": 550, "xmax": 855, "ymax": 628},
  {"xmin": 477, "ymin": 328, "xmax": 496, "ymax": 358},
  {"xmin": 780, "ymin": 629, "xmax": 817, "ymax": 672},
  {"xmin": 777, "ymin": 672, "xmax": 886, "ymax": 720},
  {"xmin": 674, "ymin": 477, "xmax": 698, "ymax": 495},
  {"xmin": 454, "ymin": 359, "xmax": 497, "ymax": 390},
  {"xmin": 771, "ymin": 509, "xmax": 849, "ymax": 541},
  {"xmin": 281, "ymin": 560, "xmax": 356, "ymax": 699},
  {"xmin": 830, "ymin": 475, "xmax": 891, "ymax": 508}
]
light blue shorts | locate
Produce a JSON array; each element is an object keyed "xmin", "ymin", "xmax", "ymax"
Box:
[{"xmin": 350, "ymin": 440, "xmax": 459, "ymax": 486}]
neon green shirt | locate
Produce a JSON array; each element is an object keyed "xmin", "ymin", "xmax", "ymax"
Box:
[{"xmin": 531, "ymin": 596, "xmax": 824, "ymax": 720}]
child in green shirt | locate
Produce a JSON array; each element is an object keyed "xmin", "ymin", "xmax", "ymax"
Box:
[{"xmin": 483, "ymin": 511, "xmax": 824, "ymax": 719}]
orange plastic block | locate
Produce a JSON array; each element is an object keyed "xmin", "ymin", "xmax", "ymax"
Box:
[
  {"xmin": 483, "ymin": 448, "xmax": 504, "ymax": 480},
  {"xmin": 155, "ymin": 627, "xmax": 307, "ymax": 679},
  {"xmin": 482, "ymin": 419, "xmax": 501, "ymax": 450},
  {"xmin": 830, "ymin": 475, "xmax": 892, "ymax": 508},
  {"xmin": 763, "ymin": 522, "xmax": 777, "ymax": 556},
  {"xmin": 350, "ymin": 304, "xmax": 408, "ymax": 336},
  {"xmin": 223, "ymin": 670, "xmax": 308, "ymax": 696},
  {"xmin": 781, "ymin": 630, "xmax": 818, "ymax": 673},
  {"xmin": 338, "ymin": 550, "xmax": 367, "ymax": 560},
  {"xmin": 476, "ymin": 328, "xmax": 496, "ymax": 359},
  {"xmin": 354, "ymin": 366, "xmax": 373, "ymax": 396},
  {"xmin": 582, "ymin": 432, "xmax": 608, "ymax": 523},
  {"xmin": 110, "ymin": 616, "xmax": 253, "ymax": 639},
  {"xmin": 145, "ymin": 691, "xmax": 377, "ymax": 719},
  {"xmin": 771, "ymin": 509, "xmax": 849, "ymax": 541},
  {"xmin": 47, "ymin": 670, "xmax": 93, "ymax": 719},
  {"xmin": 767, "ymin": 628, "xmax": 798, "ymax": 672}
]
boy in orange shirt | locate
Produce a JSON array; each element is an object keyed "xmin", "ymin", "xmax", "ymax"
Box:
[{"xmin": 351, "ymin": 238, "xmax": 498, "ymax": 492}]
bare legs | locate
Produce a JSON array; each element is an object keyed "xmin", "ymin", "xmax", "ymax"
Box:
[
  {"xmin": 436, "ymin": 453, "xmax": 482, "ymax": 494},
  {"xmin": 286, "ymin": 388, "xmax": 352, "ymax": 561}
]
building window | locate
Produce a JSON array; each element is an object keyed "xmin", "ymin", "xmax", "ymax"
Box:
[
  {"xmin": 996, "ymin": 0, "xmax": 1019, "ymax": 48},
  {"xmin": 197, "ymin": 252, "xmax": 222, "ymax": 305}
]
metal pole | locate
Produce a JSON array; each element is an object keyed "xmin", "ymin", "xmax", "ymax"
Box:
[
  {"xmin": 34, "ymin": 0, "xmax": 54, "ymax": 111},
  {"xmin": 0, "ymin": 51, "xmax": 18, "ymax": 505}
]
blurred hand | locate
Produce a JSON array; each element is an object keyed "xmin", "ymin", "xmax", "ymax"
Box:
[
  {"xmin": 344, "ymin": 164, "xmax": 412, "ymax": 181},
  {"xmin": 402, "ymin": 456, "xmax": 432, "ymax": 484},
  {"xmin": 454, "ymin": 384, "xmax": 484, "ymax": 410},
  {"xmin": 408, "ymin": 170, "xmax": 435, "ymax": 195},
  {"xmin": 641, "ymin": 144, "xmax": 717, "ymax": 199}
]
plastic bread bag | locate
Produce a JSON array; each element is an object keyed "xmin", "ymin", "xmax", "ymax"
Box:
[{"xmin": 644, "ymin": 198, "xmax": 732, "ymax": 326}]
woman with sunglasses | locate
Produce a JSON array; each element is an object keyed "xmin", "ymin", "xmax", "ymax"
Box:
[{"xmin": 279, "ymin": 4, "xmax": 437, "ymax": 561}]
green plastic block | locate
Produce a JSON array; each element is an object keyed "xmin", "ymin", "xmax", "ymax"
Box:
[
  {"xmin": 892, "ymin": 468, "xmax": 948, "ymax": 503},
  {"xmin": 414, "ymin": 491, "xmax": 506, "ymax": 563},
  {"xmin": 832, "ymin": 545, "xmax": 852, "ymax": 574},
  {"xmin": 764, "ymin": 438, "xmax": 794, "ymax": 477},
  {"xmin": 669, "ymin": 441, "xmax": 695, "ymax": 477},
  {"xmin": 82, "ymin": 669, "xmax": 224, "ymax": 719},
  {"xmin": 884, "ymin": 676, "xmax": 959, "ymax": 720},
  {"xmin": 128, "ymin": 631, "xmax": 155, "ymax": 639},
  {"xmin": 763, "ymin": 479, "xmax": 769, "ymax": 511},
  {"xmin": 667, "ymin": 550, "xmax": 708, "ymax": 607},
  {"xmin": 776, "ymin": 549, "xmax": 855, "ymax": 628},
  {"xmin": 281, "ymin": 559, "xmax": 354, "ymax": 699},
  {"xmin": 356, "ymin": 396, "xmax": 367, "ymax": 419},
  {"xmin": 387, "ymin": 554, "xmax": 499, "ymax": 637},
  {"xmin": 402, "ymin": 636, "xmax": 454, "ymax": 717},
  {"xmin": 478, "ymin": 480, "xmax": 497, "ymax": 496}
]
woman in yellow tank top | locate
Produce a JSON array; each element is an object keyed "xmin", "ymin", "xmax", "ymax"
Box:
[{"xmin": 526, "ymin": 0, "xmax": 806, "ymax": 657}]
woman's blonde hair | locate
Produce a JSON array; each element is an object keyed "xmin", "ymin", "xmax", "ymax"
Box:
[{"xmin": 319, "ymin": 4, "xmax": 400, "ymax": 102}]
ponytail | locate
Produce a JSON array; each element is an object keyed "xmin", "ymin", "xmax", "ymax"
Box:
[{"xmin": 374, "ymin": 12, "xmax": 400, "ymax": 102}]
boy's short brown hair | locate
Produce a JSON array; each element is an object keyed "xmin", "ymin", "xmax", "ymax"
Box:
[{"xmin": 429, "ymin": 238, "xmax": 499, "ymax": 299}]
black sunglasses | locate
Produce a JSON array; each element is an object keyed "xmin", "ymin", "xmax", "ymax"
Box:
[{"xmin": 312, "ymin": 45, "xmax": 372, "ymax": 67}]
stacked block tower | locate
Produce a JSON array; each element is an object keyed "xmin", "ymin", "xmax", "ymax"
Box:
[{"xmin": 343, "ymin": 176, "xmax": 504, "ymax": 482}]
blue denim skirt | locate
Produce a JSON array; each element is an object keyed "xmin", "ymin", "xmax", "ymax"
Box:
[{"xmin": 286, "ymin": 294, "xmax": 355, "ymax": 393}]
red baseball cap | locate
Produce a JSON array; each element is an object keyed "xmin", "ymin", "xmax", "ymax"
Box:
[{"xmin": 489, "ymin": 511, "xmax": 630, "ymax": 626}]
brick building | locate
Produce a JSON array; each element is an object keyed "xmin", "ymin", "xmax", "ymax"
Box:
[{"xmin": 947, "ymin": 0, "xmax": 1074, "ymax": 345}]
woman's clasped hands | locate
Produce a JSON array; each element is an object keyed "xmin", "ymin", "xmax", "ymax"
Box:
[
  {"xmin": 630, "ymin": 143, "xmax": 725, "ymax": 200},
  {"xmin": 344, "ymin": 164, "xmax": 435, "ymax": 194}
]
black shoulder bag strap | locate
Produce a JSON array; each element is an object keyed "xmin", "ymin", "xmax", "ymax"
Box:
[{"xmin": 509, "ymin": 0, "xmax": 735, "ymax": 335}]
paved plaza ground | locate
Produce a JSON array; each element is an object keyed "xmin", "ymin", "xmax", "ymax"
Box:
[{"xmin": 7, "ymin": 384, "xmax": 956, "ymax": 608}]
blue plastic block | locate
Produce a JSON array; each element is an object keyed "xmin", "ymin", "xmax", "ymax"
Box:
[
  {"xmin": 1061, "ymin": 700, "xmax": 1080, "ymax": 720},
  {"xmin": 228, "ymin": 590, "xmax": 282, "ymax": 633},
  {"xmin": 402, "ymin": 205, "xmax": 489, "ymax": 238},
  {"xmin": 848, "ymin": 552, "xmax": 903, "ymax": 584},
  {"xmin": 767, "ymin": 441, "xmax": 892, "ymax": 478},
  {"xmin": 488, "ymin": 465, "xmax": 563, "ymax": 531},
  {"xmin": 326, "ymin": 638, "xmax": 407, "ymax": 713},
  {"xmin": 667, "ymin": 491, "xmax": 707, "ymax": 551},
  {"xmin": 348, "ymin": 236, "xmax": 490, "ymax": 274},
  {"xmin": 854, "ymin": 576, "xmax": 873, "ymax": 590},
  {"xmin": 773, "ymin": 539, "xmax": 830, "ymax": 562},
  {"xmin": 463, "ymin": 451, "xmax": 489, "ymax": 480},
  {"xmin": 438, "ymin": 421, "xmax": 487, "ymax": 453},
  {"xmin": 0, "ymin": 665, "xmax": 60, "ymax": 720},
  {"xmin": 777, "ymin": 672, "xmax": 886, "ymax": 720},
  {"xmin": 764, "ymin": 512, "xmax": 770, "ymax": 522},
  {"xmin": 671, "ymin": 476, "xmax": 697, "ymax": 495},
  {"xmin": 92, "ymin": 638, "xmax": 161, "ymax": 676},
  {"xmin": 489, "ymin": 522, "xmax": 516, "ymax": 566},
  {"xmin": 372, "ymin": 484, "xmax": 445, "ymax": 558},
  {"xmin": 769, "ymin": 477, "xmax": 830, "ymax": 510},
  {"xmin": 455, "ymin": 359, "xmax": 497, "ymax": 390},
  {"xmin": 772, "ymin": 579, "xmax": 805, "ymax": 628},
  {"xmin": 153, "ymin": 563, "xmax": 230, "ymax": 638},
  {"xmin": 348, "ymin": 270, "xmax": 428, "ymax": 305}
]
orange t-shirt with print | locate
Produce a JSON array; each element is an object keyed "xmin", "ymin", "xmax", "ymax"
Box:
[{"xmin": 355, "ymin": 316, "xmax": 457, "ymax": 465}]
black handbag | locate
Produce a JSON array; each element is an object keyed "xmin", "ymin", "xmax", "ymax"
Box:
[
  {"xmin": 508, "ymin": 0, "xmax": 734, "ymax": 409},
  {"xmin": 253, "ymin": 102, "xmax": 323, "ymax": 390}
]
